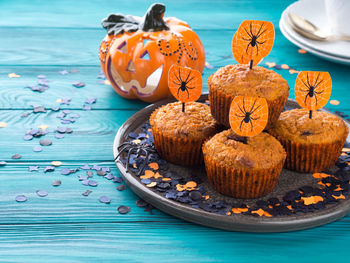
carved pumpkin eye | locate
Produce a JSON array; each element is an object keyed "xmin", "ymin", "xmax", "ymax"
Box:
[
  {"xmin": 117, "ymin": 41, "xmax": 128, "ymax": 53},
  {"xmin": 168, "ymin": 64, "xmax": 202, "ymax": 102},
  {"xmin": 229, "ymin": 96, "xmax": 268, "ymax": 137},
  {"xmin": 232, "ymin": 20, "xmax": 274, "ymax": 66},
  {"xmin": 295, "ymin": 71, "xmax": 332, "ymax": 111}
]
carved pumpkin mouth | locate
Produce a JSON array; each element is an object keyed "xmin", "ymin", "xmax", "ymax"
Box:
[{"xmin": 107, "ymin": 57, "xmax": 163, "ymax": 97}]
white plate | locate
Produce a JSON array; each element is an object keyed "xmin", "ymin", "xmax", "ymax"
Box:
[
  {"xmin": 280, "ymin": 0, "xmax": 350, "ymax": 63},
  {"xmin": 280, "ymin": 18, "xmax": 350, "ymax": 65}
]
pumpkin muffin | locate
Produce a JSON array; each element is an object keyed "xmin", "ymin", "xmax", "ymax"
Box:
[
  {"xmin": 150, "ymin": 101, "xmax": 218, "ymax": 166},
  {"xmin": 269, "ymin": 108, "xmax": 349, "ymax": 173},
  {"xmin": 208, "ymin": 64, "xmax": 289, "ymax": 129},
  {"xmin": 203, "ymin": 129, "xmax": 286, "ymax": 198}
]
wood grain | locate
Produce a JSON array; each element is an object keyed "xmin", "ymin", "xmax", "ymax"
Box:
[{"xmin": 1, "ymin": 0, "xmax": 350, "ymax": 260}]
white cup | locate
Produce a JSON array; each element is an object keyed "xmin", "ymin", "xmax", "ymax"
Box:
[{"xmin": 325, "ymin": 0, "xmax": 350, "ymax": 36}]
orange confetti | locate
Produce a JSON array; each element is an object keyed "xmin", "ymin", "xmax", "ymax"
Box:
[
  {"xmin": 132, "ymin": 139, "xmax": 141, "ymax": 144},
  {"xmin": 251, "ymin": 208, "xmax": 265, "ymax": 216},
  {"xmin": 168, "ymin": 64, "xmax": 202, "ymax": 103},
  {"xmin": 289, "ymin": 69, "xmax": 299, "ymax": 74},
  {"xmin": 231, "ymin": 207, "xmax": 249, "ymax": 214},
  {"xmin": 185, "ymin": 181, "xmax": 197, "ymax": 188},
  {"xmin": 148, "ymin": 162, "xmax": 159, "ymax": 170},
  {"xmin": 203, "ymin": 195, "xmax": 210, "ymax": 200},
  {"xmin": 342, "ymin": 147, "xmax": 350, "ymax": 152},
  {"xmin": 265, "ymin": 62, "xmax": 276, "ymax": 68},
  {"xmin": 334, "ymin": 186, "xmax": 342, "ymax": 191},
  {"xmin": 146, "ymin": 182, "xmax": 157, "ymax": 188},
  {"xmin": 263, "ymin": 211, "xmax": 272, "ymax": 217},
  {"xmin": 295, "ymin": 71, "xmax": 332, "ymax": 111},
  {"xmin": 313, "ymin": 172, "xmax": 331, "ymax": 179},
  {"xmin": 226, "ymin": 211, "xmax": 232, "ymax": 216},
  {"xmin": 51, "ymin": 161, "xmax": 62, "ymax": 167},
  {"xmin": 140, "ymin": 170, "xmax": 155, "ymax": 179},
  {"xmin": 104, "ymin": 79, "xmax": 111, "ymax": 85},
  {"xmin": 329, "ymin": 100, "xmax": 339, "ymax": 106},
  {"xmin": 232, "ymin": 20, "xmax": 275, "ymax": 66},
  {"xmin": 333, "ymin": 194, "xmax": 345, "ymax": 200},
  {"xmin": 0, "ymin": 122, "xmax": 7, "ymax": 128},
  {"xmin": 298, "ymin": 49, "xmax": 307, "ymax": 54},
  {"xmin": 162, "ymin": 177, "xmax": 172, "ymax": 181},
  {"xmin": 281, "ymin": 64, "xmax": 289, "ymax": 69},
  {"xmin": 153, "ymin": 172, "xmax": 163, "ymax": 179},
  {"xmin": 301, "ymin": 196, "xmax": 323, "ymax": 205},
  {"xmin": 8, "ymin": 73, "xmax": 20, "ymax": 78},
  {"xmin": 229, "ymin": 96, "xmax": 268, "ymax": 137}
]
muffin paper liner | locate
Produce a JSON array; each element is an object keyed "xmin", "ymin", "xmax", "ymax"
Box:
[
  {"xmin": 269, "ymin": 131, "xmax": 348, "ymax": 173},
  {"xmin": 203, "ymin": 145, "xmax": 285, "ymax": 198},
  {"xmin": 208, "ymin": 80, "xmax": 288, "ymax": 129},
  {"xmin": 150, "ymin": 110, "xmax": 205, "ymax": 166}
]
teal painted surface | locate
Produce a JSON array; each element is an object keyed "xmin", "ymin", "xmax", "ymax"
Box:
[{"xmin": 0, "ymin": 0, "xmax": 349, "ymax": 261}]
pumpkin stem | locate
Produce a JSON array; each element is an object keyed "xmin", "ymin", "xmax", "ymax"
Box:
[{"xmin": 140, "ymin": 3, "xmax": 169, "ymax": 32}]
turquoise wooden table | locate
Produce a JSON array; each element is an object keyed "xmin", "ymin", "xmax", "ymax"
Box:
[{"xmin": 1, "ymin": 0, "xmax": 350, "ymax": 261}]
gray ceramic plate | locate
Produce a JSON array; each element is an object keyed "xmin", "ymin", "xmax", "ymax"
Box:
[{"xmin": 113, "ymin": 94, "xmax": 350, "ymax": 232}]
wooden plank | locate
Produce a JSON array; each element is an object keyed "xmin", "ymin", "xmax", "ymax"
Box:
[
  {"xmin": 0, "ymin": 0, "xmax": 294, "ymax": 29},
  {"xmin": 0, "ymin": 162, "xmax": 178, "ymax": 224},
  {"xmin": 0, "ymin": 29, "xmax": 349, "ymax": 111},
  {"xmin": 0, "ymin": 221, "xmax": 349, "ymax": 262},
  {"xmin": 0, "ymin": 109, "xmax": 137, "ymax": 161}
]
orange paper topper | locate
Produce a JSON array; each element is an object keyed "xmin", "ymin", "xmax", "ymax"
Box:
[
  {"xmin": 168, "ymin": 64, "xmax": 202, "ymax": 102},
  {"xmin": 295, "ymin": 71, "xmax": 332, "ymax": 110},
  {"xmin": 229, "ymin": 96, "xmax": 268, "ymax": 137},
  {"xmin": 232, "ymin": 20, "xmax": 275, "ymax": 66}
]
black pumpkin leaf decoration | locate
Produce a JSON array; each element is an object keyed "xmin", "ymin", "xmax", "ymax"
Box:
[{"xmin": 102, "ymin": 3, "xmax": 169, "ymax": 36}]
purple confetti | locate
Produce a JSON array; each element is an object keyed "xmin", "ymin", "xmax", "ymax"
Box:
[
  {"xmin": 80, "ymin": 164, "xmax": 90, "ymax": 170},
  {"xmin": 23, "ymin": 134, "xmax": 33, "ymax": 141},
  {"xmin": 12, "ymin": 154, "xmax": 22, "ymax": 159},
  {"xmin": 33, "ymin": 146, "xmax": 43, "ymax": 152},
  {"xmin": 104, "ymin": 173, "xmax": 114, "ymax": 180},
  {"xmin": 62, "ymin": 110, "xmax": 71, "ymax": 114},
  {"xmin": 39, "ymin": 139, "xmax": 52, "ymax": 146},
  {"xmin": 28, "ymin": 166, "xmax": 39, "ymax": 172},
  {"xmin": 78, "ymin": 175, "xmax": 88, "ymax": 181},
  {"xmin": 36, "ymin": 190, "xmax": 48, "ymax": 197},
  {"xmin": 59, "ymin": 70, "xmax": 69, "ymax": 75},
  {"xmin": 51, "ymin": 107, "xmax": 60, "ymax": 112},
  {"xmin": 83, "ymin": 105, "xmax": 92, "ymax": 111},
  {"xmin": 33, "ymin": 106, "xmax": 46, "ymax": 113},
  {"xmin": 0, "ymin": 161, "xmax": 7, "ymax": 166},
  {"xmin": 15, "ymin": 195, "xmax": 27, "ymax": 202},
  {"xmin": 72, "ymin": 81, "xmax": 85, "ymax": 88},
  {"xmin": 44, "ymin": 166, "xmax": 55, "ymax": 172},
  {"xmin": 99, "ymin": 196, "xmax": 111, "ymax": 204},
  {"xmin": 82, "ymin": 190, "xmax": 92, "ymax": 196},
  {"xmin": 61, "ymin": 97, "xmax": 71, "ymax": 105},
  {"xmin": 55, "ymin": 133, "xmax": 65, "ymax": 139},
  {"xmin": 116, "ymin": 184, "xmax": 126, "ymax": 191},
  {"xmin": 113, "ymin": 177, "xmax": 123, "ymax": 183},
  {"xmin": 57, "ymin": 126, "xmax": 67, "ymax": 133},
  {"xmin": 88, "ymin": 180, "xmax": 98, "ymax": 187},
  {"xmin": 81, "ymin": 180, "xmax": 89, "ymax": 186},
  {"xmin": 117, "ymin": 206, "xmax": 130, "ymax": 214},
  {"xmin": 52, "ymin": 180, "xmax": 61, "ymax": 186},
  {"xmin": 92, "ymin": 165, "xmax": 102, "ymax": 171},
  {"xmin": 61, "ymin": 168, "xmax": 71, "ymax": 175},
  {"xmin": 37, "ymin": 74, "xmax": 46, "ymax": 79},
  {"xmin": 84, "ymin": 98, "xmax": 97, "ymax": 104},
  {"xmin": 86, "ymin": 171, "xmax": 93, "ymax": 177}
]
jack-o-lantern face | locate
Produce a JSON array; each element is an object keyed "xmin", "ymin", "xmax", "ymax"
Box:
[{"xmin": 99, "ymin": 4, "xmax": 205, "ymax": 103}]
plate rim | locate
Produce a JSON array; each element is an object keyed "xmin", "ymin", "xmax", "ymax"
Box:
[
  {"xmin": 280, "ymin": 0, "xmax": 350, "ymax": 60},
  {"xmin": 113, "ymin": 94, "xmax": 350, "ymax": 232}
]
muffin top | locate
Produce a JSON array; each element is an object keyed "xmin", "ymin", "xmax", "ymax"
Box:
[
  {"xmin": 270, "ymin": 108, "xmax": 349, "ymax": 144},
  {"xmin": 150, "ymin": 102, "xmax": 218, "ymax": 139},
  {"xmin": 208, "ymin": 64, "xmax": 289, "ymax": 100},
  {"xmin": 203, "ymin": 129, "xmax": 286, "ymax": 170}
]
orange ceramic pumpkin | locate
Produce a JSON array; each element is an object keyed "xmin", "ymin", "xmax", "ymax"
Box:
[{"xmin": 99, "ymin": 3, "xmax": 205, "ymax": 103}]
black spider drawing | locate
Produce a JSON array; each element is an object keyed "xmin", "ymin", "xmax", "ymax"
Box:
[
  {"xmin": 235, "ymin": 98, "xmax": 261, "ymax": 132},
  {"xmin": 242, "ymin": 22, "xmax": 267, "ymax": 56},
  {"xmin": 300, "ymin": 72, "xmax": 324, "ymax": 105},
  {"xmin": 172, "ymin": 68, "xmax": 196, "ymax": 99},
  {"xmin": 114, "ymin": 141, "xmax": 156, "ymax": 176}
]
